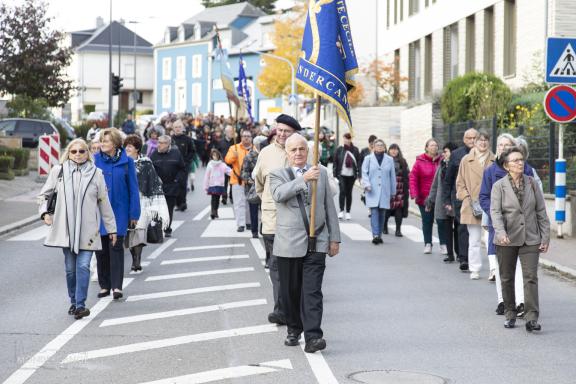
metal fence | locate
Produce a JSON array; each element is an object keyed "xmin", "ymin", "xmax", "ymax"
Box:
[{"xmin": 442, "ymin": 118, "xmax": 576, "ymax": 194}]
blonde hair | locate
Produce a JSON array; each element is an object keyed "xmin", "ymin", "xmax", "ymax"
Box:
[
  {"xmin": 61, "ymin": 138, "xmax": 94, "ymax": 163},
  {"xmin": 99, "ymin": 127, "xmax": 124, "ymax": 149}
]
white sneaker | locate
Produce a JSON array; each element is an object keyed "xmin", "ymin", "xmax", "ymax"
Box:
[
  {"xmin": 345, "ymin": 212, "xmax": 351, "ymax": 220},
  {"xmin": 423, "ymin": 244, "xmax": 432, "ymax": 254},
  {"xmin": 440, "ymin": 245, "xmax": 448, "ymax": 255},
  {"xmin": 488, "ymin": 269, "xmax": 496, "ymax": 282},
  {"xmin": 470, "ymin": 272, "xmax": 480, "ymax": 280},
  {"xmin": 338, "ymin": 211, "xmax": 344, "ymax": 219}
]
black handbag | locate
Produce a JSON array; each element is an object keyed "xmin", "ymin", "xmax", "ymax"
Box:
[
  {"xmin": 146, "ymin": 213, "xmax": 164, "ymax": 244},
  {"xmin": 246, "ymin": 182, "xmax": 261, "ymax": 204},
  {"xmin": 46, "ymin": 167, "xmax": 64, "ymax": 215}
]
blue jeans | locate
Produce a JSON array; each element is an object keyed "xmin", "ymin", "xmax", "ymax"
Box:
[
  {"xmin": 418, "ymin": 204, "xmax": 435, "ymax": 245},
  {"xmin": 63, "ymin": 248, "xmax": 93, "ymax": 309},
  {"xmin": 370, "ymin": 208, "xmax": 386, "ymax": 236}
]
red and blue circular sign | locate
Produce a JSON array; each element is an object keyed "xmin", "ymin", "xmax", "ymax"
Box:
[{"xmin": 544, "ymin": 85, "xmax": 576, "ymax": 123}]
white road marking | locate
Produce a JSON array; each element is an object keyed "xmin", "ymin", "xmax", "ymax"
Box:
[
  {"xmin": 171, "ymin": 220, "xmax": 184, "ymax": 231},
  {"xmin": 146, "ymin": 239, "xmax": 177, "ymax": 260},
  {"xmin": 3, "ymin": 278, "xmax": 134, "ymax": 384},
  {"xmin": 174, "ymin": 244, "xmax": 245, "ymax": 252},
  {"xmin": 394, "ymin": 224, "xmax": 440, "ymax": 244},
  {"xmin": 161, "ymin": 255, "xmax": 250, "ymax": 265},
  {"xmin": 7, "ymin": 225, "xmax": 49, "ymax": 241},
  {"xmin": 145, "ymin": 267, "xmax": 254, "ymax": 282},
  {"xmin": 215, "ymin": 207, "xmax": 235, "ymax": 219},
  {"xmin": 300, "ymin": 341, "xmax": 339, "ymax": 384},
  {"xmin": 202, "ymin": 220, "xmax": 252, "ymax": 238},
  {"xmin": 141, "ymin": 261, "xmax": 151, "ymax": 267},
  {"xmin": 137, "ymin": 359, "xmax": 293, "ymax": 384},
  {"xmin": 126, "ymin": 282, "xmax": 261, "ymax": 302},
  {"xmin": 61, "ymin": 324, "xmax": 278, "ymax": 364},
  {"xmin": 193, "ymin": 206, "xmax": 211, "ymax": 221},
  {"xmin": 100, "ymin": 299, "xmax": 267, "ymax": 327},
  {"xmin": 250, "ymin": 238, "xmax": 266, "ymax": 260},
  {"xmin": 0, "ymin": 215, "xmax": 38, "ymax": 235},
  {"xmin": 339, "ymin": 223, "xmax": 373, "ymax": 241}
]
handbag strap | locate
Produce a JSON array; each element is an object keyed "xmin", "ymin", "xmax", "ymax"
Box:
[{"xmin": 287, "ymin": 168, "xmax": 310, "ymax": 236}]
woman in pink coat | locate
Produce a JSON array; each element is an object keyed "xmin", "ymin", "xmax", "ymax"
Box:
[{"xmin": 409, "ymin": 138, "xmax": 442, "ymax": 253}]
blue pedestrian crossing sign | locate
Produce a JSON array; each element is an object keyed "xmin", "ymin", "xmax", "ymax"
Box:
[{"xmin": 547, "ymin": 37, "xmax": 576, "ymax": 84}]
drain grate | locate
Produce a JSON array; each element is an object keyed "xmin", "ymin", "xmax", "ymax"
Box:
[{"xmin": 348, "ymin": 370, "xmax": 448, "ymax": 384}]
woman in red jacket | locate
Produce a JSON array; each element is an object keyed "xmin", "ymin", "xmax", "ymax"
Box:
[{"xmin": 409, "ymin": 138, "xmax": 442, "ymax": 253}]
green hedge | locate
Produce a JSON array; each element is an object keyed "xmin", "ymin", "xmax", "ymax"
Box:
[
  {"xmin": 0, "ymin": 155, "xmax": 15, "ymax": 180},
  {"xmin": 0, "ymin": 147, "xmax": 30, "ymax": 170}
]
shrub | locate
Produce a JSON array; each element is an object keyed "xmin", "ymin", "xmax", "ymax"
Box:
[
  {"xmin": 0, "ymin": 155, "xmax": 15, "ymax": 180},
  {"xmin": 0, "ymin": 147, "xmax": 30, "ymax": 169},
  {"xmin": 441, "ymin": 72, "xmax": 512, "ymax": 124}
]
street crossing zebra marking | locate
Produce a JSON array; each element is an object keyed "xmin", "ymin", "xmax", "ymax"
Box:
[
  {"xmin": 393, "ymin": 224, "xmax": 440, "ymax": 244},
  {"xmin": 146, "ymin": 239, "xmax": 177, "ymax": 260},
  {"xmin": 61, "ymin": 324, "xmax": 278, "ymax": 364},
  {"xmin": 193, "ymin": 206, "xmax": 211, "ymax": 221},
  {"xmin": 250, "ymin": 238, "xmax": 266, "ymax": 260},
  {"xmin": 171, "ymin": 220, "xmax": 185, "ymax": 231},
  {"xmin": 339, "ymin": 223, "xmax": 373, "ymax": 241},
  {"xmin": 145, "ymin": 267, "xmax": 255, "ymax": 282},
  {"xmin": 201, "ymin": 220, "xmax": 252, "ymax": 238},
  {"xmin": 126, "ymin": 282, "xmax": 262, "ymax": 302},
  {"xmin": 100, "ymin": 299, "xmax": 267, "ymax": 327},
  {"xmin": 3, "ymin": 278, "xmax": 134, "ymax": 384},
  {"xmin": 137, "ymin": 359, "xmax": 293, "ymax": 384},
  {"xmin": 174, "ymin": 244, "xmax": 246, "ymax": 252},
  {"xmin": 301, "ymin": 341, "xmax": 339, "ymax": 384},
  {"xmin": 161, "ymin": 254, "xmax": 250, "ymax": 265},
  {"xmin": 7, "ymin": 225, "xmax": 49, "ymax": 241},
  {"xmin": 216, "ymin": 207, "xmax": 235, "ymax": 219}
]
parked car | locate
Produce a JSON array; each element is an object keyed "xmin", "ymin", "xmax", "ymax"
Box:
[
  {"xmin": 0, "ymin": 118, "xmax": 59, "ymax": 148},
  {"xmin": 87, "ymin": 111, "xmax": 109, "ymax": 122},
  {"xmin": 54, "ymin": 118, "xmax": 77, "ymax": 140}
]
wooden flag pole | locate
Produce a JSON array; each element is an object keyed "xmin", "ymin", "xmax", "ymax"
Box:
[{"xmin": 309, "ymin": 93, "xmax": 322, "ymax": 238}]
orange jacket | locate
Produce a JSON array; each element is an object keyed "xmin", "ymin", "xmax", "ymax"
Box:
[{"xmin": 225, "ymin": 143, "xmax": 252, "ymax": 185}]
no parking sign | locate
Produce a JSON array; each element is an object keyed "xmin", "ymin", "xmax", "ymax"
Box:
[{"xmin": 543, "ymin": 85, "xmax": 576, "ymax": 123}]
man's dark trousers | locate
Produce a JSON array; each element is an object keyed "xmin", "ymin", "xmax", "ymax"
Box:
[
  {"xmin": 263, "ymin": 234, "xmax": 284, "ymax": 320},
  {"xmin": 454, "ymin": 200, "xmax": 469, "ymax": 262},
  {"xmin": 277, "ymin": 252, "xmax": 326, "ymax": 341}
]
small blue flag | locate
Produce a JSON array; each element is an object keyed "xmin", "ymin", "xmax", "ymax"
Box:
[
  {"xmin": 296, "ymin": 0, "xmax": 358, "ymax": 132},
  {"xmin": 237, "ymin": 55, "xmax": 254, "ymax": 123}
]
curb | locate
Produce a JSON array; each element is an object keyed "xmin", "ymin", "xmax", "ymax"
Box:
[{"xmin": 0, "ymin": 215, "xmax": 38, "ymax": 237}]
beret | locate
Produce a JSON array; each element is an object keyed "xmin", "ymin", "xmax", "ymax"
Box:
[{"xmin": 275, "ymin": 114, "xmax": 302, "ymax": 131}]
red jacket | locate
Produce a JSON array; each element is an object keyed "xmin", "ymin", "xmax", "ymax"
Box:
[{"xmin": 409, "ymin": 153, "xmax": 442, "ymax": 206}]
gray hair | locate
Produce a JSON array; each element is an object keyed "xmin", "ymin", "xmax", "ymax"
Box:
[
  {"xmin": 515, "ymin": 136, "xmax": 529, "ymax": 160},
  {"xmin": 497, "ymin": 133, "xmax": 516, "ymax": 146},
  {"xmin": 158, "ymin": 135, "xmax": 172, "ymax": 144},
  {"xmin": 285, "ymin": 132, "xmax": 308, "ymax": 149}
]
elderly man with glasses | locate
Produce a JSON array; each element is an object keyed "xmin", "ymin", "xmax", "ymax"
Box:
[{"xmin": 225, "ymin": 129, "xmax": 254, "ymax": 232}]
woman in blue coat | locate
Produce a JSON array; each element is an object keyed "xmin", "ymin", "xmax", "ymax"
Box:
[
  {"xmin": 362, "ymin": 139, "xmax": 397, "ymax": 244},
  {"xmin": 94, "ymin": 128, "xmax": 141, "ymax": 300}
]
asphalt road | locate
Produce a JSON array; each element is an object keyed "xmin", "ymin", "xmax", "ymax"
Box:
[{"xmin": 2, "ymin": 173, "xmax": 576, "ymax": 384}]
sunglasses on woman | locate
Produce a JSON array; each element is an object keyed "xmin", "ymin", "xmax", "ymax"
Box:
[{"xmin": 70, "ymin": 149, "xmax": 87, "ymax": 154}]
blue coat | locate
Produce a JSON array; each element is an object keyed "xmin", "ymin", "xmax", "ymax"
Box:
[
  {"xmin": 361, "ymin": 153, "xmax": 397, "ymax": 209},
  {"xmin": 95, "ymin": 150, "xmax": 141, "ymax": 236}
]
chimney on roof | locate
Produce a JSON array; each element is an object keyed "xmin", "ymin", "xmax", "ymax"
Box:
[{"xmin": 96, "ymin": 16, "xmax": 104, "ymax": 28}]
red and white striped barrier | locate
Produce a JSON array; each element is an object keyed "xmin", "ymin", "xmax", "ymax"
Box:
[{"xmin": 38, "ymin": 134, "xmax": 60, "ymax": 177}]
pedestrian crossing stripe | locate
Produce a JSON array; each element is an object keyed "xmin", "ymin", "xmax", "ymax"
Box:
[{"xmin": 549, "ymin": 43, "xmax": 576, "ymax": 78}]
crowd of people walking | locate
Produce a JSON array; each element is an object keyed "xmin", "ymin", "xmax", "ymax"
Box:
[{"xmin": 37, "ymin": 111, "xmax": 551, "ymax": 339}]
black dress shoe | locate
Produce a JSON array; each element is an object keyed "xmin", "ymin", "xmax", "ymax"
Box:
[
  {"xmin": 113, "ymin": 291, "xmax": 123, "ymax": 300},
  {"xmin": 443, "ymin": 256, "xmax": 455, "ymax": 263},
  {"xmin": 252, "ymin": 233, "xmax": 258, "ymax": 239},
  {"xmin": 382, "ymin": 227, "xmax": 389, "ymax": 235},
  {"xmin": 304, "ymin": 338, "xmax": 326, "ymax": 353},
  {"xmin": 495, "ymin": 302, "xmax": 505, "ymax": 316},
  {"xmin": 504, "ymin": 319, "xmax": 516, "ymax": 328},
  {"xmin": 516, "ymin": 303, "xmax": 525, "ymax": 318},
  {"xmin": 68, "ymin": 305, "xmax": 76, "ymax": 315},
  {"xmin": 525, "ymin": 320, "xmax": 541, "ymax": 332},
  {"xmin": 395, "ymin": 230, "xmax": 403, "ymax": 237},
  {"xmin": 459, "ymin": 262, "xmax": 469, "ymax": 272},
  {"xmin": 246, "ymin": 224, "xmax": 251, "ymax": 230},
  {"xmin": 97, "ymin": 290, "xmax": 110, "ymax": 298},
  {"xmin": 377, "ymin": 236, "xmax": 384, "ymax": 244},
  {"xmin": 284, "ymin": 334, "xmax": 301, "ymax": 346},
  {"xmin": 237, "ymin": 226, "xmax": 245, "ymax": 232},
  {"xmin": 164, "ymin": 230, "xmax": 172, "ymax": 238},
  {"xmin": 372, "ymin": 236, "xmax": 379, "ymax": 245},
  {"xmin": 74, "ymin": 307, "xmax": 90, "ymax": 320},
  {"xmin": 267, "ymin": 312, "xmax": 286, "ymax": 325}
]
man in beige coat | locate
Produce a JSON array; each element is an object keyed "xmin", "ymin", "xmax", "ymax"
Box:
[
  {"xmin": 456, "ymin": 130, "xmax": 495, "ymax": 280},
  {"xmin": 253, "ymin": 114, "xmax": 302, "ymax": 325}
]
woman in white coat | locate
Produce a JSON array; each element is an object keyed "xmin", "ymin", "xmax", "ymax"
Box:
[
  {"xmin": 361, "ymin": 139, "xmax": 397, "ymax": 244},
  {"xmin": 38, "ymin": 139, "xmax": 117, "ymax": 320}
]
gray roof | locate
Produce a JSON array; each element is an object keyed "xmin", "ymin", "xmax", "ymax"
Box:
[
  {"xmin": 183, "ymin": 2, "xmax": 266, "ymax": 27},
  {"xmin": 70, "ymin": 21, "xmax": 153, "ymax": 52}
]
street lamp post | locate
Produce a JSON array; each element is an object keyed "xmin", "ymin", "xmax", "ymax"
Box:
[
  {"xmin": 127, "ymin": 21, "xmax": 139, "ymax": 114},
  {"xmin": 244, "ymin": 47, "xmax": 298, "ymax": 120}
]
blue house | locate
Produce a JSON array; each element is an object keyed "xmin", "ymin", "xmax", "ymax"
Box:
[{"xmin": 154, "ymin": 2, "xmax": 282, "ymax": 121}]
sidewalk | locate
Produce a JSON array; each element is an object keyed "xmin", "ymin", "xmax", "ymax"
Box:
[{"xmin": 0, "ymin": 171, "xmax": 43, "ymax": 235}]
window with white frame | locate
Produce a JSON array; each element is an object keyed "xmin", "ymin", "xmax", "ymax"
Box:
[
  {"xmin": 192, "ymin": 83, "xmax": 202, "ymax": 107},
  {"xmin": 176, "ymin": 56, "xmax": 186, "ymax": 79},
  {"xmin": 212, "ymin": 79, "xmax": 223, "ymax": 90},
  {"xmin": 192, "ymin": 55, "xmax": 202, "ymax": 78},
  {"xmin": 162, "ymin": 57, "xmax": 172, "ymax": 80},
  {"xmin": 162, "ymin": 85, "xmax": 171, "ymax": 108}
]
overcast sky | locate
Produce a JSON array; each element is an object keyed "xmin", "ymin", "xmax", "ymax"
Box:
[{"xmin": 9, "ymin": 0, "xmax": 376, "ymax": 63}]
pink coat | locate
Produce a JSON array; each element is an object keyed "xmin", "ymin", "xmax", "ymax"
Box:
[
  {"xmin": 203, "ymin": 160, "xmax": 230, "ymax": 192},
  {"xmin": 409, "ymin": 153, "xmax": 442, "ymax": 206}
]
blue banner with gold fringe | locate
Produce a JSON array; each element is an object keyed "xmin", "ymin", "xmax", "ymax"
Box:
[{"xmin": 296, "ymin": 0, "xmax": 358, "ymax": 132}]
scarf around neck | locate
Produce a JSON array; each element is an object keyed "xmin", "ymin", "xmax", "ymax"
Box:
[{"xmin": 101, "ymin": 147, "xmax": 123, "ymax": 163}]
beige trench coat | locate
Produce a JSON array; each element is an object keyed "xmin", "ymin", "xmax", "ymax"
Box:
[
  {"xmin": 253, "ymin": 142, "xmax": 289, "ymax": 235},
  {"xmin": 456, "ymin": 148, "xmax": 495, "ymax": 225},
  {"xmin": 38, "ymin": 164, "xmax": 117, "ymax": 251}
]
